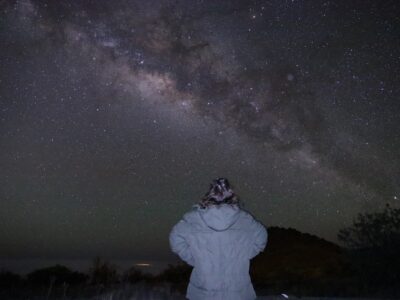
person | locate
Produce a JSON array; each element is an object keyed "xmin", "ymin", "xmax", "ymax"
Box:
[{"xmin": 169, "ymin": 178, "xmax": 268, "ymax": 300}]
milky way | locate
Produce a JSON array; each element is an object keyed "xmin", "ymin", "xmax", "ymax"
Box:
[{"xmin": 0, "ymin": 0, "xmax": 399, "ymax": 266}]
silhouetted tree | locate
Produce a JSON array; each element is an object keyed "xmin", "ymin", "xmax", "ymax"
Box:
[
  {"xmin": 338, "ymin": 203, "xmax": 400, "ymax": 250},
  {"xmin": 337, "ymin": 204, "xmax": 400, "ymax": 292},
  {"xmin": 89, "ymin": 257, "xmax": 118, "ymax": 286}
]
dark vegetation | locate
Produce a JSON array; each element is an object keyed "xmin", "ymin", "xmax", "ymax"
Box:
[
  {"xmin": 0, "ymin": 258, "xmax": 180, "ymax": 300},
  {"xmin": 337, "ymin": 203, "xmax": 400, "ymax": 297},
  {"xmin": 1, "ymin": 204, "xmax": 399, "ymax": 299}
]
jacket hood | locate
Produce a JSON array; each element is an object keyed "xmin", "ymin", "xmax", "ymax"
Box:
[{"xmin": 197, "ymin": 204, "xmax": 241, "ymax": 231}]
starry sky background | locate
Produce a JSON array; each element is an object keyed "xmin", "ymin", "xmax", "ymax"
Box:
[{"xmin": 0, "ymin": 0, "xmax": 399, "ymax": 269}]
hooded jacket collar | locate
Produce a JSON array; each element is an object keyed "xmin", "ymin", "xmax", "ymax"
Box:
[{"xmin": 197, "ymin": 204, "xmax": 241, "ymax": 231}]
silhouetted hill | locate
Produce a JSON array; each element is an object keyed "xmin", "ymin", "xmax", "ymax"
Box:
[
  {"xmin": 26, "ymin": 264, "xmax": 88, "ymax": 286},
  {"xmin": 250, "ymin": 226, "xmax": 352, "ymax": 285}
]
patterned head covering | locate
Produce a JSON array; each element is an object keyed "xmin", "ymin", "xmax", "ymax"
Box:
[{"xmin": 197, "ymin": 178, "xmax": 240, "ymax": 208}]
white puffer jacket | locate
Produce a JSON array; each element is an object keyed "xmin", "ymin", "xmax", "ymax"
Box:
[{"xmin": 169, "ymin": 203, "xmax": 268, "ymax": 300}]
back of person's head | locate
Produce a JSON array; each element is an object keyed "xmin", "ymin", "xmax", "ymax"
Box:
[{"xmin": 197, "ymin": 178, "xmax": 240, "ymax": 209}]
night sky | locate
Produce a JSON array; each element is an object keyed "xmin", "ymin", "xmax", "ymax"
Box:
[{"xmin": 1, "ymin": 0, "xmax": 399, "ymax": 271}]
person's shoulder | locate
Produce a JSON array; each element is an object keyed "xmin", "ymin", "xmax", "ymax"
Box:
[
  {"xmin": 182, "ymin": 207, "xmax": 201, "ymax": 223},
  {"xmin": 172, "ymin": 209, "xmax": 198, "ymax": 232},
  {"xmin": 238, "ymin": 208, "xmax": 256, "ymax": 220},
  {"xmin": 232, "ymin": 208, "xmax": 255, "ymax": 227}
]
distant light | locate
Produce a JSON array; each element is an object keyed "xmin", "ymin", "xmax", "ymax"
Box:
[
  {"xmin": 281, "ymin": 293, "xmax": 289, "ymax": 298},
  {"xmin": 394, "ymin": 196, "xmax": 398, "ymax": 200},
  {"xmin": 135, "ymin": 263, "xmax": 151, "ymax": 267}
]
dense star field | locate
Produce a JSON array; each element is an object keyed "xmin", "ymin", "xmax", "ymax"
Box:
[{"xmin": 0, "ymin": 0, "xmax": 399, "ymax": 271}]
